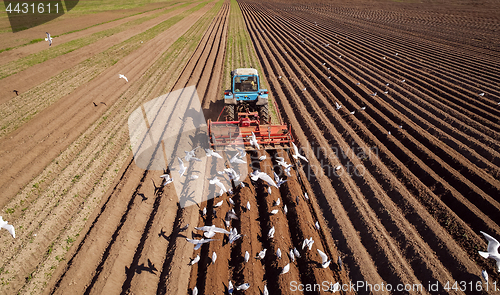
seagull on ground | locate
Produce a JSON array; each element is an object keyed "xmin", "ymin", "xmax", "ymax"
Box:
[
  {"xmin": 268, "ymin": 186, "xmax": 272, "ymax": 195},
  {"xmin": 245, "ymin": 251, "xmax": 250, "ymax": 263},
  {"xmin": 360, "ymin": 106, "xmax": 366, "ymax": 111},
  {"xmin": 315, "ymin": 221, "xmax": 320, "ymax": 230},
  {"xmin": 277, "ymin": 248, "xmax": 282, "ymax": 259},
  {"xmin": 280, "ymin": 263, "xmax": 290, "ymax": 275},
  {"xmin": 289, "ymin": 249, "xmax": 295, "ymax": 262},
  {"xmin": 304, "ymin": 193, "xmax": 309, "ymax": 200},
  {"xmin": 317, "ymin": 249, "xmax": 331, "ymax": 268},
  {"xmin": 259, "ymin": 155, "xmax": 267, "ymax": 161},
  {"xmin": 250, "ymin": 170, "xmax": 278, "ymax": 188},
  {"xmin": 268, "ymin": 226, "xmax": 275, "ymax": 238},
  {"xmin": 212, "ymin": 252, "xmax": 217, "ymax": 264},
  {"xmin": 292, "ymin": 142, "xmax": 308, "ymax": 162},
  {"xmin": 284, "ymin": 205, "xmax": 288, "ymax": 214},
  {"xmin": 479, "ymin": 92, "xmax": 485, "ymax": 96},
  {"xmin": 214, "ymin": 200, "xmax": 224, "ymax": 207},
  {"xmin": 186, "ymin": 238, "xmax": 217, "ymax": 250},
  {"xmin": 294, "ymin": 247, "xmax": 301, "ymax": 258},
  {"xmin": 118, "ymin": 74, "xmax": 128, "ymax": 82},
  {"xmin": 177, "ymin": 157, "xmax": 186, "ymax": 177},
  {"xmin": 246, "ymin": 201, "xmax": 251, "ymax": 211},
  {"xmin": 45, "ymin": 32, "xmax": 52, "ymax": 46},
  {"xmin": 371, "ymin": 92, "xmax": 377, "ymax": 96},
  {"xmin": 401, "ymin": 79, "xmax": 405, "ymax": 83},
  {"xmin": 0, "ymin": 216, "xmax": 15, "ymax": 238},
  {"xmin": 478, "ymin": 231, "xmax": 500, "ymax": 271},
  {"xmin": 202, "ymin": 207, "xmax": 207, "ymax": 216},
  {"xmin": 228, "ymin": 281, "xmax": 234, "ymax": 294},
  {"xmin": 189, "ymin": 254, "xmax": 200, "ymax": 265},
  {"xmin": 205, "ymin": 148, "xmax": 223, "ymax": 159},
  {"xmin": 335, "ymin": 165, "xmax": 341, "ymax": 171},
  {"xmin": 249, "ymin": 132, "xmax": 260, "ymax": 149},
  {"xmin": 302, "ymin": 87, "xmax": 307, "ymax": 91},
  {"xmin": 270, "ymin": 209, "xmax": 279, "ymax": 215},
  {"xmin": 274, "ymin": 198, "xmax": 281, "ymax": 206},
  {"xmin": 338, "ymin": 256, "xmax": 343, "ymax": 270},
  {"xmin": 349, "ymin": 110, "xmax": 355, "ymax": 115},
  {"xmin": 257, "ymin": 249, "xmax": 267, "ymax": 259},
  {"xmin": 263, "ymin": 285, "xmax": 269, "ymax": 295},
  {"xmin": 482, "ymin": 270, "xmax": 488, "ymax": 284},
  {"xmin": 236, "ymin": 283, "xmax": 250, "ymax": 291},
  {"xmin": 192, "ymin": 286, "xmax": 198, "ymax": 295},
  {"xmin": 228, "ymin": 198, "xmax": 234, "ymax": 206}
]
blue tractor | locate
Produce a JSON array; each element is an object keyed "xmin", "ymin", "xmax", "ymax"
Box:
[{"xmin": 224, "ymin": 68, "xmax": 269, "ymax": 122}]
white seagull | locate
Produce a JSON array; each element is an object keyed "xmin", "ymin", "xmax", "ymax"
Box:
[
  {"xmin": 291, "ymin": 142, "xmax": 308, "ymax": 162},
  {"xmin": 250, "ymin": 170, "xmax": 278, "ymax": 188},
  {"xmin": 228, "ymin": 281, "xmax": 234, "ymax": 294},
  {"xmin": 289, "ymin": 249, "xmax": 295, "ymax": 262},
  {"xmin": 195, "ymin": 225, "xmax": 230, "ymax": 238},
  {"xmin": 284, "ymin": 205, "xmax": 288, "ymax": 214},
  {"xmin": 186, "ymin": 238, "xmax": 216, "ymax": 250},
  {"xmin": 185, "ymin": 148, "xmax": 201, "ymax": 162},
  {"xmin": 177, "ymin": 157, "xmax": 186, "ymax": 177},
  {"xmin": 214, "ymin": 200, "xmax": 224, "ymax": 208},
  {"xmin": 274, "ymin": 198, "xmax": 281, "ymax": 206},
  {"xmin": 118, "ymin": 74, "xmax": 128, "ymax": 82},
  {"xmin": 192, "ymin": 286, "xmax": 198, "ymax": 295},
  {"xmin": 209, "ymin": 177, "xmax": 227, "ymax": 195},
  {"xmin": 274, "ymin": 172, "xmax": 288, "ymax": 188},
  {"xmin": 212, "ymin": 252, "xmax": 217, "ymax": 264},
  {"xmin": 0, "ymin": 216, "xmax": 15, "ymax": 238},
  {"xmin": 317, "ymin": 249, "xmax": 331, "ymax": 268},
  {"xmin": 315, "ymin": 221, "xmax": 320, "ymax": 230},
  {"xmin": 284, "ymin": 165, "xmax": 293, "ymax": 177},
  {"xmin": 268, "ymin": 226, "xmax": 275, "ymax": 238},
  {"xmin": 259, "ymin": 155, "xmax": 267, "ymax": 161},
  {"xmin": 245, "ymin": 251, "xmax": 250, "ymax": 263},
  {"xmin": 277, "ymin": 248, "xmax": 282, "ymax": 259},
  {"xmin": 302, "ymin": 237, "xmax": 314, "ymax": 250},
  {"xmin": 236, "ymin": 283, "xmax": 250, "ymax": 291},
  {"xmin": 263, "ymin": 285, "xmax": 269, "ymax": 295},
  {"xmin": 482, "ymin": 270, "xmax": 488, "ymax": 284},
  {"xmin": 205, "ymin": 148, "xmax": 223, "ymax": 159},
  {"xmin": 229, "ymin": 228, "xmax": 242, "ymax": 243},
  {"xmin": 160, "ymin": 174, "xmax": 173, "ymax": 186},
  {"xmin": 294, "ymin": 247, "xmax": 301, "ymax": 258},
  {"xmin": 280, "ymin": 263, "xmax": 290, "ymax": 275},
  {"xmin": 230, "ymin": 153, "xmax": 246, "ymax": 164},
  {"xmin": 45, "ymin": 32, "xmax": 52, "ymax": 46},
  {"xmin": 246, "ymin": 201, "xmax": 251, "ymax": 211},
  {"xmin": 479, "ymin": 92, "xmax": 485, "ymax": 96},
  {"xmin": 270, "ymin": 209, "xmax": 279, "ymax": 215},
  {"xmin": 335, "ymin": 101, "xmax": 342, "ymax": 111},
  {"xmin": 189, "ymin": 254, "xmax": 201, "ymax": 265},
  {"xmin": 479, "ymin": 231, "xmax": 500, "ymax": 271},
  {"xmin": 249, "ymin": 132, "xmax": 260, "ymax": 149}
]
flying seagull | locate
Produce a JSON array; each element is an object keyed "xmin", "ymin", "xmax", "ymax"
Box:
[
  {"xmin": 205, "ymin": 148, "xmax": 223, "ymax": 159},
  {"xmin": 185, "ymin": 148, "xmax": 202, "ymax": 162},
  {"xmin": 274, "ymin": 172, "xmax": 288, "ymax": 188},
  {"xmin": 209, "ymin": 176, "xmax": 227, "ymax": 195},
  {"xmin": 478, "ymin": 231, "xmax": 500, "ymax": 271},
  {"xmin": 160, "ymin": 173, "xmax": 173, "ymax": 186},
  {"xmin": 230, "ymin": 153, "xmax": 246, "ymax": 164},
  {"xmin": 45, "ymin": 32, "xmax": 52, "ymax": 46},
  {"xmin": 291, "ymin": 142, "xmax": 308, "ymax": 162},
  {"xmin": 335, "ymin": 101, "xmax": 342, "ymax": 111},
  {"xmin": 177, "ymin": 157, "xmax": 186, "ymax": 177},
  {"xmin": 186, "ymin": 238, "xmax": 216, "ymax": 250},
  {"xmin": 317, "ymin": 249, "xmax": 331, "ymax": 268},
  {"xmin": 250, "ymin": 170, "xmax": 278, "ymax": 188},
  {"xmin": 249, "ymin": 132, "xmax": 260, "ymax": 149},
  {"xmin": 229, "ymin": 228, "xmax": 242, "ymax": 243},
  {"xmin": 196, "ymin": 225, "xmax": 230, "ymax": 238},
  {"xmin": 0, "ymin": 216, "xmax": 15, "ymax": 238},
  {"xmin": 118, "ymin": 74, "xmax": 128, "ymax": 82}
]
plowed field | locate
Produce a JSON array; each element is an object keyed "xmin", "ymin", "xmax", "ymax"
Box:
[{"xmin": 0, "ymin": 0, "xmax": 499, "ymax": 294}]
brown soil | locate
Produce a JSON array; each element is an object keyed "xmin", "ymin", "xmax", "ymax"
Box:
[{"xmin": 1, "ymin": 0, "xmax": 499, "ymax": 294}]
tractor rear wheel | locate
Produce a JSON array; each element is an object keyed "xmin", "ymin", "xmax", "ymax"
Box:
[
  {"xmin": 226, "ymin": 104, "xmax": 235, "ymax": 121},
  {"xmin": 258, "ymin": 104, "xmax": 269, "ymax": 123}
]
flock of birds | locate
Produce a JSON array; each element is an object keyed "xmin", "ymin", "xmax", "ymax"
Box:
[{"xmin": 153, "ymin": 141, "xmax": 500, "ymax": 293}]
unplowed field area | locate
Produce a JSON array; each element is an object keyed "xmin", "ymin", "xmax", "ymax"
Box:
[{"xmin": 1, "ymin": 0, "xmax": 499, "ymax": 294}]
